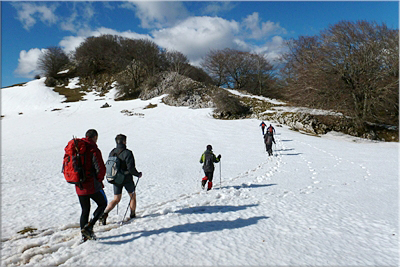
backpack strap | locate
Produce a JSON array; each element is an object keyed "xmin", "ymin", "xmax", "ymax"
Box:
[
  {"xmin": 114, "ymin": 148, "xmax": 129, "ymax": 174},
  {"xmin": 113, "ymin": 148, "xmax": 126, "ymax": 157}
]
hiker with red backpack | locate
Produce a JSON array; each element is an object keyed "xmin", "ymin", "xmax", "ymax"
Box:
[
  {"xmin": 267, "ymin": 124, "xmax": 276, "ymax": 135},
  {"xmin": 99, "ymin": 134, "xmax": 142, "ymax": 225},
  {"xmin": 200, "ymin": 145, "xmax": 221, "ymax": 191},
  {"xmin": 259, "ymin": 121, "xmax": 267, "ymax": 135},
  {"xmin": 63, "ymin": 129, "xmax": 107, "ymax": 242}
]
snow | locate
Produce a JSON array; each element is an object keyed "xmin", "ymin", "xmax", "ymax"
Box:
[
  {"xmin": 225, "ymin": 88, "xmax": 286, "ymax": 105},
  {"xmin": 1, "ymin": 79, "xmax": 398, "ymax": 266}
]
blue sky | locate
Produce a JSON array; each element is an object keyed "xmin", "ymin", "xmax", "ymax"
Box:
[{"xmin": 1, "ymin": 1, "xmax": 398, "ymax": 88}]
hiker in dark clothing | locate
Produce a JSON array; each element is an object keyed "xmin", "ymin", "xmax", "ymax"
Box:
[
  {"xmin": 267, "ymin": 124, "xmax": 276, "ymax": 136},
  {"xmin": 200, "ymin": 145, "xmax": 221, "ymax": 191},
  {"xmin": 260, "ymin": 121, "xmax": 267, "ymax": 135},
  {"xmin": 78, "ymin": 129, "xmax": 107, "ymax": 242},
  {"xmin": 100, "ymin": 134, "xmax": 142, "ymax": 225},
  {"xmin": 264, "ymin": 131, "xmax": 276, "ymax": 156}
]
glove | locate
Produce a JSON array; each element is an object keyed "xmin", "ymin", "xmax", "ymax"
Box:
[
  {"xmin": 138, "ymin": 172, "xmax": 142, "ymax": 178},
  {"xmin": 217, "ymin": 154, "xmax": 221, "ymax": 159}
]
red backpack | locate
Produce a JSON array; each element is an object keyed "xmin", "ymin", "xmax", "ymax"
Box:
[{"xmin": 62, "ymin": 138, "xmax": 88, "ymax": 189}]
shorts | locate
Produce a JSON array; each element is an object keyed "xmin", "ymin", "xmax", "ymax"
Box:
[{"xmin": 113, "ymin": 179, "xmax": 136, "ymax": 195}]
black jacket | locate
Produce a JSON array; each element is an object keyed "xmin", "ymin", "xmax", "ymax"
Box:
[
  {"xmin": 109, "ymin": 144, "xmax": 141, "ymax": 183},
  {"xmin": 200, "ymin": 150, "xmax": 220, "ymax": 172}
]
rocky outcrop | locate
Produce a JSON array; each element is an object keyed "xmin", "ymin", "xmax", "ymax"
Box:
[
  {"xmin": 140, "ymin": 72, "xmax": 215, "ymax": 109},
  {"xmin": 260, "ymin": 111, "xmax": 398, "ymax": 141}
]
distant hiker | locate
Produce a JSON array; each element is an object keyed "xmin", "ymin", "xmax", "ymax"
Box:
[
  {"xmin": 200, "ymin": 145, "xmax": 221, "ymax": 191},
  {"xmin": 100, "ymin": 134, "xmax": 142, "ymax": 225},
  {"xmin": 267, "ymin": 124, "xmax": 276, "ymax": 135},
  {"xmin": 264, "ymin": 131, "xmax": 276, "ymax": 156},
  {"xmin": 76, "ymin": 129, "xmax": 107, "ymax": 242},
  {"xmin": 260, "ymin": 121, "xmax": 267, "ymax": 135}
]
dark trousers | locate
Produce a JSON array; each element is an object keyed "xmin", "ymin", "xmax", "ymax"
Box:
[
  {"xmin": 78, "ymin": 190, "xmax": 107, "ymax": 229},
  {"xmin": 204, "ymin": 171, "xmax": 214, "ymax": 182},
  {"xmin": 266, "ymin": 143, "xmax": 273, "ymax": 156}
]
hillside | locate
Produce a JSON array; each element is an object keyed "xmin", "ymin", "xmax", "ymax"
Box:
[
  {"xmin": 4, "ymin": 73, "xmax": 398, "ymax": 142},
  {"xmin": 1, "ymin": 78, "xmax": 398, "ymax": 266}
]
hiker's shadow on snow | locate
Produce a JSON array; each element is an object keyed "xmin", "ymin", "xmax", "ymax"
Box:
[
  {"xmin": 175, "ymin": 204, "xmax": 259, "ymax": 215},
  {"xmin": 100, "ymin": 215, "xmax": 269, "ymax": 245},
  {"xmin": 221, "ymin": 183, "xmax": 277, "ymax": 190},
  {"xmin": 280, "ymin": 153, "xmax": 303, "ymax": 156},
  {"xmin": 275, "ymin": 148, "xmax": 294, "ymax": 152}
]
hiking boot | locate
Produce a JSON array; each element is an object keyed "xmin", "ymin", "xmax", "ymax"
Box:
[
  {"xmin": 99, "ymin": 212, "xmax": 108, "ymax": 225},
  {"xmin": 130, "ymin": 211, "xmax": 136, "ymax": 219},
  {"xmin": 81, "ymin": 223, "xmax": 97, "ymax": 240},
  {"xmin": 80, "ymin": 235, "xmax": 88, "ymax": 243}
]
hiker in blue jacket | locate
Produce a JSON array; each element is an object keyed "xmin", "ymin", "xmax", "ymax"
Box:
[{"xmin": 260, "ymin": 121, "xmax": 267, "ymax": 135}]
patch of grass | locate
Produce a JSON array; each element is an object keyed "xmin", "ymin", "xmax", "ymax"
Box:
[
  {"xmin": 53, "ymin": 85, "xmax": 85, "ymax": 102},
  {"xmin": 17, "ymin": 226, "xmax": 37, "ymax": 235},
  {"xmin": 144, "ymin": 103, "xmax": 157, "ymax": 109}
]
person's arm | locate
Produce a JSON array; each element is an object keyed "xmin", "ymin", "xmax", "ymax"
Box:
[
  {"xmin": 200, "ymin": 153, "xmax": 204, "ymax": 163},
  {"xmin": 125, "ymin": 150, "xmax": 141, "ymax": 177},
  {"xmin": 92, "ymin": 148, "xmax": 106, "ymax": 181},
  {"xmin": 213, "ymin": 153, "xmax": 221, "ymax": 163}
]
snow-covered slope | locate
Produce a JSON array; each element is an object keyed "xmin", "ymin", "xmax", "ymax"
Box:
[{"xmin": 1, "ymin": 79, "xmax": 398, "ymax": 266}]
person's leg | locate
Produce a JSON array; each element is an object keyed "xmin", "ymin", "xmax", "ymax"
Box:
[
  {"xmin": 207, "ymin": 172, "xmax": 214, "ymax": 191},
  {"xmin": 78, "ymin": 195, "xmax": 91, "ymax": 229},
  {"xmin": 104, "ymin": 184, "xmax": 123, "ymax": 213},
  {"xmin": 104, "ymin": 194, "xmax": 122, "ymax": 213},
  {"xmin": 90, "ymin": 190, "xmax": 107, "ymax": 225},
  {"xmin": 128, "ymin": 192, "xmax": 136, "ymax": 218},
  {"xmin": 202, "ymin": 173, "xmax": 208, "ymax": 189},
  {"xmin": 124, "ymin": 180, "xmax": 136, "ymax": 218}
]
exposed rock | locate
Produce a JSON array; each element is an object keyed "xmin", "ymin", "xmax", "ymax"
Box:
[
  {"xmin": 101, "ymin": 102, "xmax": 111, "ymax": 108},
  {"xmin": 140, "ymin": 72, "xmax": 215, "ymax": 109}
]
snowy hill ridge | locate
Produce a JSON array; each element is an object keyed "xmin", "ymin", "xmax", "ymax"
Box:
[{"xmin": 1, "ymin": 79, "xmax": 398, "ymax": 266}]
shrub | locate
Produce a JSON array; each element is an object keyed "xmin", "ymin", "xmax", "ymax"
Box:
[
  {"xmin": 44, "ymin": 77, "xmax": 57, "ymax": 87},
  {"xmin": 212, "ymin": 89, "xmax": 251, "ymax": 119},
  {"xmin": 37, "ymin": 46, "xmax": 70, "ymax": 78}
]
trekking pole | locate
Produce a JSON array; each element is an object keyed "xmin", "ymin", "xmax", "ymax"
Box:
[{"xmin": 122, "ymin": 177, "xmax": 140, "ymax": 223}]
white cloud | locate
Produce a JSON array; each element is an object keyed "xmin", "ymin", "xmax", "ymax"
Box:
[
  {"xmin": 120, "ymin": 1, "xmax": 189, "ymax": 29},
  {"xmin": 59, "ymin": 36, "xmax": 87, "ymax": 54},
  {"xmin": 59, "ymin": 27, "xmax": 152, "ymax": 54},
  {"xmin": 152, "ymin": 16, "xmax": 240, "ymax": 63},
  {"xmin": 60, "ymin": 2, "xmax": 95, "ymax": 34},
  {"xmin": 12, "ymin": 2, "xmax": 58, "ymax": 30},
  {"xmin": 243, "ymin": 12, "xmax": 287, "ymax": 40},
  {"xmin": 14, "ymin": 48, "xmax": 45, "ymax": 78},
  {"xmin": 252, "ymin": 36, "xmax": 286, "ymax": 63},
  {"xmin": 201, "ymin": 2, "xmax": 236, "ymax": 16}
]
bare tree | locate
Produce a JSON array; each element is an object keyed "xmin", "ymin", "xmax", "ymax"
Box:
[
  {"xmin": 165, "ymin": 50, "xmax": 190, "ymax": 75},
  {"xmin": 280, "ymin": 20, "xmax": 398, "ymax": 125},
  {"xmin": 73, "ymin": 35, "xmax": 122, "ymax": 77},
  {"xmin": 201, "ymin": 49, "xmax": 228, "ymax": 86},
  {"xmin": 202, "ymin": 48, "xmax": 275, "ymax": 95},
  {"xmin": 120, "ymin": 38, "xmax": 164, "ymax": 76},
  {"xmin": 37, "ymin": 46, "xmax": 70, "ymax": 78},
  {"xmin": 116, "ymin": 59, "xmax": 147, "ymax": 99}
]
